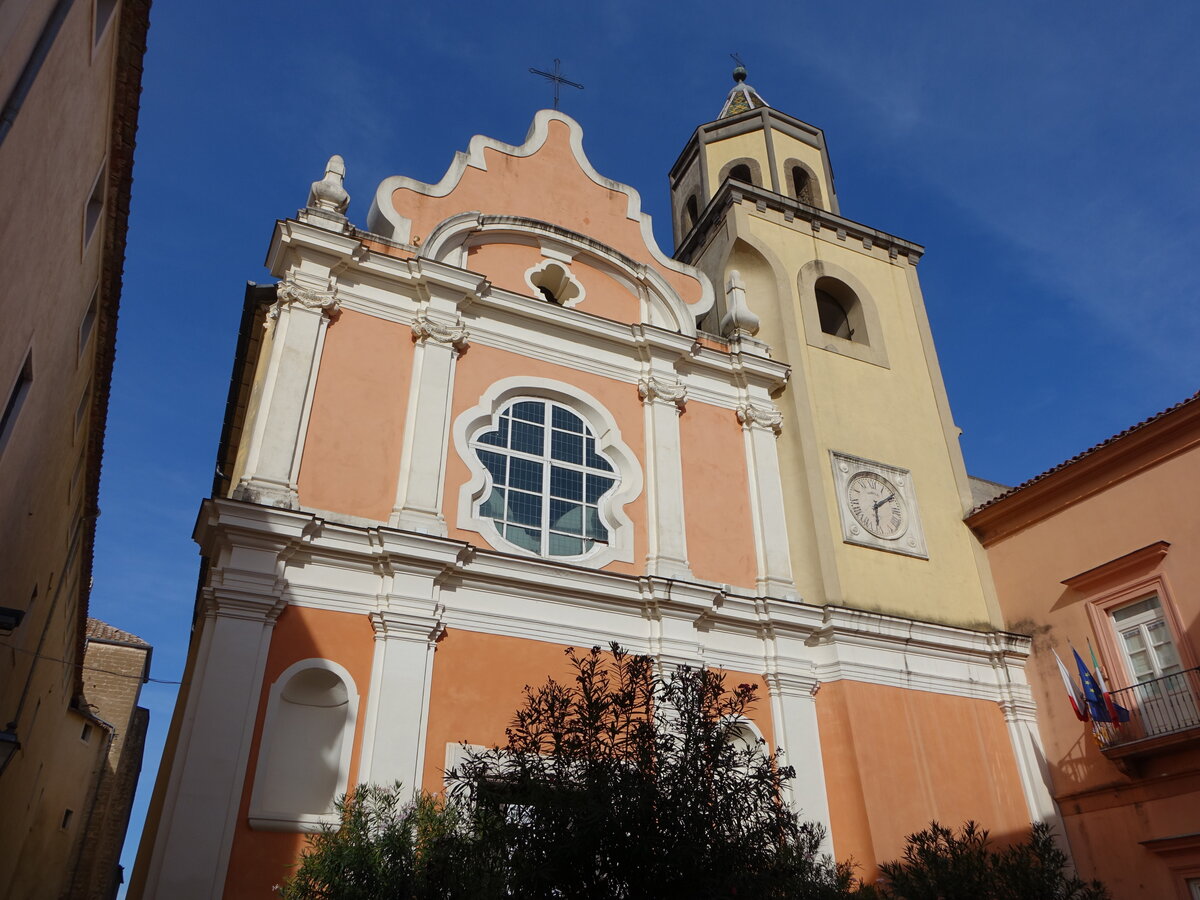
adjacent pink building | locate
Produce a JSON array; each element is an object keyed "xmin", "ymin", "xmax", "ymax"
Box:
[{"xmin": 968, "ymin": 393, "xmax": 1200, "ymax": 899}]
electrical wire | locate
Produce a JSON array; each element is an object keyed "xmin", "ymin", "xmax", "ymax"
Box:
[{"xmin": 0, "ymin": 640, "xmax": 183, "ymax": 684}]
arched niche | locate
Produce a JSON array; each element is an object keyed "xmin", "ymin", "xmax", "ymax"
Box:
[
  {"xmin": 796, "ymin": 259, "xmax": 889, "ymax": 368},
  {"xmin": 781, "ymin": 158, "xmax": 825, "ymax": 209},
  {"xmin": 681, "ymin": 193, "xmax": 701, "ymax": 234},
  {"xmin": 248, "ymin": 658, "xmax": 359, "ymax": 832},
  {"xmin": 718, "ymin": 157, "xmax": 764, "ymax": 189}
]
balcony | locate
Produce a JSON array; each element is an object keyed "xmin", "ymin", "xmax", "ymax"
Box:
[{"xmin": 1098, "ymin": 667, "xmax": 1200, "ymax": 770}]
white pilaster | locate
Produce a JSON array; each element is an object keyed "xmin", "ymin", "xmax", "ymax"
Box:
[
  {"xmin": 998, "ymin": 691, "xmax": 1072, "ymax": 859},
  {"xmin": 390, "ymin": 311, "xmax": 468, "ymax": 535},
  {"xmin": 357, "ymin": 571, "xmax": 444, "ymax": 795},
  {"xmin": 638, "ymin": 376, "xmax": 692, "ymax": 580},
  {"xmin": 766, "ymin": 670, "xmax": 833, "ymax": 856},
  {"xmin": 737, "ymin": 401, "xmax": 796, "ymax": 599},
  {"xmin": 139, "ymin": 575, "xmax": 285, "ymax": 899},
  {"xmin": 234, "ymin": 279, "xmax": 337, "ymax": 508}
]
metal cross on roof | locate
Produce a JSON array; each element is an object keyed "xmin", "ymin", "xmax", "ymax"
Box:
[{"xmin": 528, "ymin": 58, "xmax": 584, "ymax": 110}]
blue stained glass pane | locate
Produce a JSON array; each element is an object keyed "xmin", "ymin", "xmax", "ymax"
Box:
[
  {"xmin": 507, "ymin": 490, "xmax": 542, "ymax": 526},
  {"xmin": 478, "ymin": 450, "xmax": 506, "ymax": 486},
  {"xmin": 550, "ymin": 430, "xmax": 583, "ymax": 464},
  {"xmin": 548, "ymin": 533, "xmax": 584, "ymax": 557},
  {"xmin": 549, "ymin": 466, "xmax": 583, "ymax": 500},
  {"xmin": 549, "ymin": 499, "xmax": 583, "ymax": 534},
  {"xmin": 510, "ymin": 421, "xmax": 544, "ymax": 455},
  {"xmin": 509, "ymin": 457, "xmax": 543, "ymax": 492},
  {"xmin": 480, "ymin": 488, "xmax": 505, "ymax": 520},
  {"xmin": 585, "ymin": 507, "xmax": 606, "ymax": 539},
  {"xmin": 551, "ymin": 406, "xmax": 584, "ymax": 433},
  {"xmin": 478, "ymin": 418, "xmax": 508, "ymax": 447},
  {"xmin": 506, "ymin": 524, "xmax": 541, "ymax": 552},
  {"xmin": 512, "ymin": 401, "xmax": 545, "ymax": 424},
  {"xmin": 585, "ymin": 437, "xmax": 614, "ymax": 472},
  {"xmin": 586, "ymin": 476, "xmax": 614, "ymax": 504}
]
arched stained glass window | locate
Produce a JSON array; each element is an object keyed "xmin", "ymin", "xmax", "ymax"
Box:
[{"xmin": 470, "ymin": 399, "xmax": 618, "ymax": 558}]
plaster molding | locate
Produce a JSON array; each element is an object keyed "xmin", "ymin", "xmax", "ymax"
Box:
[
  {"xmin": 267, "ymin": 279, "xmax": 340, "ymax": 324},
  {"xmin": 737, "ymin": 402, "xmax": 784, "ymax": 433},
  {"xmin": 638, "ymin": 375, "xmax": 688, "ymax": 409},
  {"xmin": 197, "ymin": 499, "xmax": 1040, "ymax": 707},
  {"xmin": 410, "ymin": 311, "xmax": 469, "ymax": 349}
]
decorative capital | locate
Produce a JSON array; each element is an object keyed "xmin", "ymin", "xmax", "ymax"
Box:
[
  {"xmin": 411, "ymin": 312, "xmax": 469, "ymax": 349},
  {"xmin": 737, "ymin": 402, "xmax": 783, "ymax": 433},
  {"xmin": 764, "ymin": 671, "xmax": 820, "ymax": 699},
  {"xmin": 266, "ymin": 279, "xmax": 340, "ymax": 325},
  {"xmin": 307, "ymin": 154, "xmax": 349, "ymax": 215},
  {"xmin": 638, "ymin": 376, "xmax": 687, "ymax": 409}
]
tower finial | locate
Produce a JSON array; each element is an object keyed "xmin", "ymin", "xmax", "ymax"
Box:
[
  {"xmin": 730, "ymin": 52, "xmax": 747, "ymax": 83},
  {"xmin": 719, "ymin": 56, "xmax": 768, "ymax": 118}
]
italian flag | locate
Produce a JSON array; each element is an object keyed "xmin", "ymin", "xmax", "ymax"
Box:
[{"xmin": 1054, "ymin": 650, "xmax": 1089, "ymax": 722}]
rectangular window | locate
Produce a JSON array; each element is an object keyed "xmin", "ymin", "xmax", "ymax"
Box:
[
  {"xmin": 1112, "ymin": 596, "xmax": 1183, "ymax": 684},
  {"xmin": 0, "ymin": 351, "xmax": 33, "ymax": 454},
  {"xmin": 83, "ymin": 163, "xmax": 106, "ymax": 249},
  {"xmin": 75, "ymin": 381, "xmax": 91, "ymax": 433},
  {"xmin": 94, "ymin": 0, "xmax": 118, "ymax": 46},
  {"xmin": 78, "ymin": 290, "xmax": 97, "ymax": 359},
  {"xmin": 60, "ymin": 809, "xmax": 73, "ymax": 830},
  {"xmin": 80, "ymin": 723, "xmax": 93, "ymax": 743}
]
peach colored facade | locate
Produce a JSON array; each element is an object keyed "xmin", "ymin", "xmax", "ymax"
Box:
[
  {"xmin": 135, "ymin": 89, "xmax": 1051, "ymax": 898},
  {"xmin": 0, "ymin": 0, "xmax": 151, "ymax": 896},
  {"xmin": 969, "ymin": 395, "xmax": 1200, "ymax": 899}
]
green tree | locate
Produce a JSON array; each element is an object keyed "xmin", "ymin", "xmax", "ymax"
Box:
[
  {"xmin": 861, "ymin": 820, "xmax": 1110, "ymax": 900},
  {"xmin": 277, "ymin": 784, "xmax": 496, "ymax": 900},
  {"xmin": 446, "ymin": 643, "xmax": 851, "ymax": 899}
]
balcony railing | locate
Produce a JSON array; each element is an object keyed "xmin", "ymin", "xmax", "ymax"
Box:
[{"xmin": 1097, "ymin": 667, "xmax": 1200, "ymax": 749}]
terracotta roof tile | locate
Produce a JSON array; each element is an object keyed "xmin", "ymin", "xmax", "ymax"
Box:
[{"xmin": 86, "ymin": 617, "xmax": 150, "ymax": 648}]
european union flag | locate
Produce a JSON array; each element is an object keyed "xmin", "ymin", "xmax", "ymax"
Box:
[{"xmin": 1074, "ymin": 648, "xmax": 1130, "ymax": 724}]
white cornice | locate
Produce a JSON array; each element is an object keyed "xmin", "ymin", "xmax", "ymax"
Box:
[
  {"xmin": 198, "ymin": 499, "xmax": 1033, "ymax": 704},
  {"xmin": 265, "ymin": 217, "xmax": 789, "ymax": 407}
]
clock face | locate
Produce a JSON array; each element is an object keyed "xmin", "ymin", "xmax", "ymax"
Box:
[{"xmin": 846, "ymin": 471, "xmax": 907, "ymax": 540}]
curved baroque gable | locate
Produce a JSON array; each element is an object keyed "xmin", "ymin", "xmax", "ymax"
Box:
[{"xmin": 366, "ymin": 110, "xmax": 714, "ymax": 329}]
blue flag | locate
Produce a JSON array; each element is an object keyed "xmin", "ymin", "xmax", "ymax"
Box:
[{"xmin": 1074, "ymin": 648, "xmax": 1130, "ymax": 724}]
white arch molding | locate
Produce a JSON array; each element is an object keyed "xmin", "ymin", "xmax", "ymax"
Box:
[
  {"xmin": 419, "ymin": 212, "xmax": 708, "ymax": 335},
  {"xmin": 248, "ymin": 657, "xmax": 360, "ymax": 832}
]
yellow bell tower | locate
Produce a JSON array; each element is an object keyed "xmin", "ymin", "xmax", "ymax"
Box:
[{"xmin": 671, "ymin": 67, "xmax": 1001, "ymax": 628}]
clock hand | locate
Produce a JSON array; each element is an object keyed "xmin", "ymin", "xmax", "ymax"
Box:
[{"xmin": 873, "ymin": 493, "xmax": 895, "ymax": 511}]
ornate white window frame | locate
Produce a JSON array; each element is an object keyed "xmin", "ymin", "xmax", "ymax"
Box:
[
  {"xmin": 248, "ymin": 657, "xmax": 359, "ymax": 833},
  {"xmin": 453, "ymin": 377, "xmax": 642, "ymax": 568}
]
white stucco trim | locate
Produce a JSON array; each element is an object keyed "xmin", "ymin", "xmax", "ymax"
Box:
[
  {"xmin": 365, "ymin": 109, "xmax": 714, "ymax": 320},
  {"xmin": 248, "ymin": 658, "xmax": 360, "ymax": 833},
  {"xmin": 452, "ymin": 377, "xmax": 643, "ymax": 568},
  {"xmin": 420, "ymin": 213, "xmax": 705, "ymax": 334}
]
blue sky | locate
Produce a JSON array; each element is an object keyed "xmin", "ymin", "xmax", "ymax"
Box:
[{"xmin": 94, "ymin": 0, "xmax": 1199, "ymax": 887}]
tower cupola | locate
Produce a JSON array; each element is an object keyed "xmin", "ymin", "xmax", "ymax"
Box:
[{"xmin": 668, "ymin": 67, "xmax": 839, "ymax": 249}]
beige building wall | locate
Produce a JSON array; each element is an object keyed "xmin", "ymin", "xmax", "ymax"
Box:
[{"xmin": 0, "ymin": 0, "xmax": 151, "ymax": 896}]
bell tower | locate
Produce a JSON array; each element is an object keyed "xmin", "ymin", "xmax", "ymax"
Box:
[{"xmin": 671, "ymin": 68, "xmax": 1001, "ymax": 629}]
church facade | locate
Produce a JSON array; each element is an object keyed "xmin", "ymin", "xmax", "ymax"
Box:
[{"xmin": 132, "ymin": 75, "xmax": 1055, "ymax": 898}]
